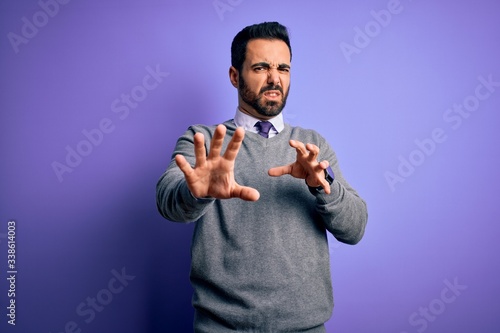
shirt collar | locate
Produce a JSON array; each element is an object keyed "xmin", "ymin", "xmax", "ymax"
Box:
[{"xmin": 233, "ymin": 107, "xmax": 285, "ymax": 135}]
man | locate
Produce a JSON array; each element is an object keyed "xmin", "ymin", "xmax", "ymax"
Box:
[{"xmin": 156, "ymin": 22, "xmax": 368, "ymax": 333}]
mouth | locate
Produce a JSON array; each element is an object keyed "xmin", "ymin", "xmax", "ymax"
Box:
[{"xmin": 263, "ymin": 90, "xmax": 281, "ymax": 99}]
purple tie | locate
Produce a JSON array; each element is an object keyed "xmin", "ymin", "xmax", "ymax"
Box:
[{"xmin": 256, "ymin": 121, "xmax": 273, "ymax": 138}]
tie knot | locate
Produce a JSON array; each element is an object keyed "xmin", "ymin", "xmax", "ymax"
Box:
[{"xmin": 256, "ymin": 121, "xmax": 273, "ymax": 138}]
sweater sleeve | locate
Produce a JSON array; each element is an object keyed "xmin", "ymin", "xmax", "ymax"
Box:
[
  {"xmin": 312, "ymin": 136, "xmax": 368, "ymax": 245},
  {"xmin": 156, "ymin": 126, "xmax": 215, "ymax": 222}
]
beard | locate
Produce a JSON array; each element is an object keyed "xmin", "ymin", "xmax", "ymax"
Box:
[{"xmin": 238, "ymin": 75, "xmax": 289, "ymax": 118}]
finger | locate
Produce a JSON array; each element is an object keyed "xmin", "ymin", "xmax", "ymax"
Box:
[
  {"xmin": 306, "ymin": 173, "xmax": 331, "ymax": 194},
  {"xmin": 208, "ymin": 124, "xmax": 226, "ymax": 159},
  {"xmin": 193, "ymin": 133, "xmax": 207, "ymax": 168},
  {"xmin": 322, "ymin": 182, "xmax": 331, "ymax": 195},
  {"xmin": 223, "ymin": 127, "xmax": 245, "ymax": 161},
  {"xmin": 320, "ymin": 174, "xmax": 331, "ymax": 194},
  {"xmin": 289, "ymin": 140, "xmax": 307, "ymax": 156},
  {"xmin": 175, "ymin": 154, "xmax": 193, "ymax": 176},
  {"xmin": 317, "ymin": 160, "xmax": 331, "ymax": 194},
  {"xmin": 268, "ymin": 164, "xmax": 293, "ymax": 177},
  {"xmin": 318, "ymin": 160, "xmax": 329, "ymax": 170},
  {"xmin": 305, "ymin": 143, "xmax": 319, "ymax": 162},
  {"xmin": 232, "ymin": 184, "xmax": 260, "ymax": 201}
]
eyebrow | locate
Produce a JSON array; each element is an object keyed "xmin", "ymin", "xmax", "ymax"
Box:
[{"xmin": 251, "ymin": 62, "xmax": 291, "ymax": 69}]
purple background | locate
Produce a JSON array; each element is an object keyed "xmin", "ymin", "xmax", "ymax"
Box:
[{"xmin": 1, "ymin": 0, "xmax": 499, "ymax": 332}]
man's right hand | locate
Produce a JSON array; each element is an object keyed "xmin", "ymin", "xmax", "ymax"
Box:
[{"xmin": 175, "ymin": 124, "xmax": 260, "ymax": 202}]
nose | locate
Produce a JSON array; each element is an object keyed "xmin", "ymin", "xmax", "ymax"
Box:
[{"xmin": 267, "ymin": 68, "xmax": 281, "ymax": 86}]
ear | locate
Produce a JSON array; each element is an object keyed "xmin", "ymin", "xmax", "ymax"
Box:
[{"xmin": 229, "ymin": 66, "xmax": 239, "ymax": 88}]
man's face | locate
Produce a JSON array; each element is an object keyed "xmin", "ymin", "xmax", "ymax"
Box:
[{"xmin": 230, "ymin": 39, "xmax": 291, "ymax": 120}]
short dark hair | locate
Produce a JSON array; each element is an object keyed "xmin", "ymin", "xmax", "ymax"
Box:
[{"xmin": 231, "ymin": 22, "xmax": 292, "ymax": 72}]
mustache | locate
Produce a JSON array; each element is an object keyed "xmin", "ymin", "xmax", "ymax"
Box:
[{"xmin": 260, "ymin": 85, "xmax": 283, "ymax": 94}]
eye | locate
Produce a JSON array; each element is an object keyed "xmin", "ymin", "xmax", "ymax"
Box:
[
  {"xmin": 254, "ymin": 66, "xmax": 266, "ymax": 72},
  {"xmin": 278, "ymin": 68, "xmax": 290, "ymax": 73}
]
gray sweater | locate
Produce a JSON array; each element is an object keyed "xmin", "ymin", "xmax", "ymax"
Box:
[{"xmin": 156, "ymin": 120, "xmax": 368, "ymax": 332}]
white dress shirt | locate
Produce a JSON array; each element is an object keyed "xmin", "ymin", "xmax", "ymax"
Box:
[{"xmin": 233, "ymin": 108, "xmax": 284, "ymax": 138}]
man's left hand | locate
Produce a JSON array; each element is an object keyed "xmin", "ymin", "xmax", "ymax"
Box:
[{"xmin": 268, "ymin": 139, "xmax": 331, "ymax": 194}]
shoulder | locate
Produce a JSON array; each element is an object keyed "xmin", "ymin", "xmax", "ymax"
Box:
[
  {"xmin": 288, "ymin": 124, "xmax": 327, "ymax": 144},
  {"xmin": 182, "ymin": 120, "xmax": 236, "ymax": 138},
  {"xmin": 287, "ymin": 124, "xmax": 337, "ymax": 160}
]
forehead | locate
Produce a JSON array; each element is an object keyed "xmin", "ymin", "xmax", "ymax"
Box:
[{"xmin": 244, "ymin": 39, "xmax": 291, "ymax": 65}]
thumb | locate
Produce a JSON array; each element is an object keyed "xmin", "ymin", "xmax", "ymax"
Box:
[
  {"xmin": 268, "ymin": 164, "xmax": 292, "ymax": 177},
  {"xmin": 232, "ymin": 184, "xmax": 260, "ymax": 201}
]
